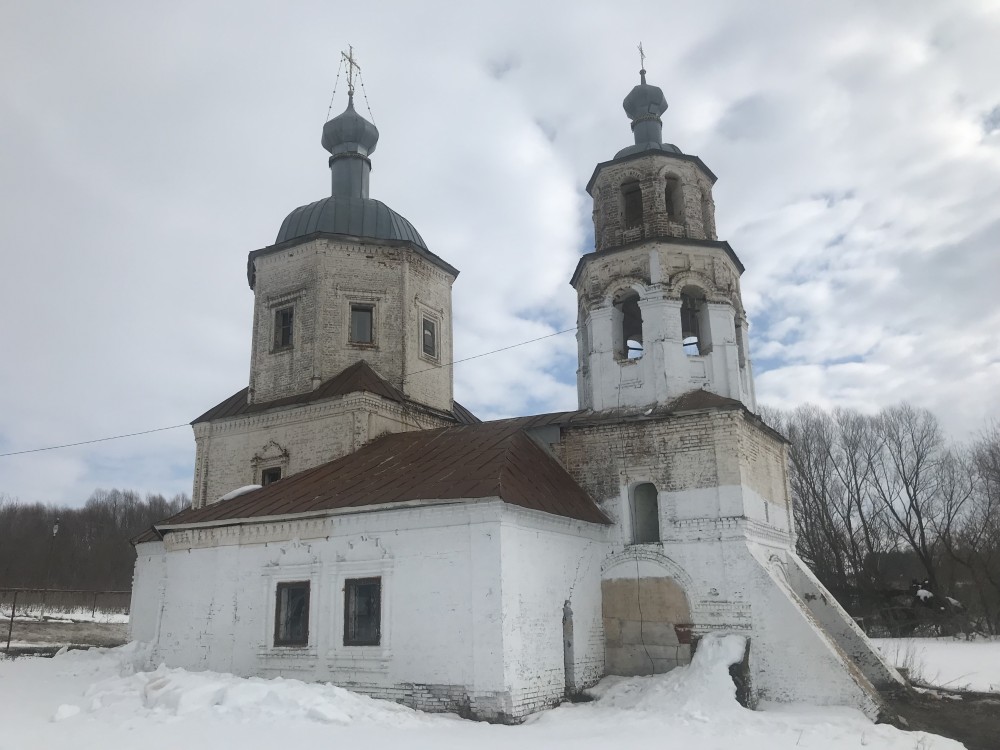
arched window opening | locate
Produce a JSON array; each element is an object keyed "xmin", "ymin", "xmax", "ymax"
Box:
[
  {"xmin": 622, "ymin": 180, "xmax": 643, "ymax": 228},
  {"xmin": 664, "ymin": 176, "xmax": 683, "ymax": 223},
  {"xmin": 680, "ymin": 287, "xmax": 711, "ymax": 356},
  {"xmin": 631, "ymin": 483, "xmax": 660, "ymax": 544},
  {"xmin": 613, "ymin": 290, "xmax": 644, "ymax": 359}
]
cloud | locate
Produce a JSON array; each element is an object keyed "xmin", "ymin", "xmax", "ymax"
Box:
[{"xmin": 1, "ymin": 0, "xmax": 999, "ymax": 505}]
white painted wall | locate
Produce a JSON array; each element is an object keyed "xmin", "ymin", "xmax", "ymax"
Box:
[
  {"xmin": 498, "ymin": 506, "xmax": 609, "ymax": 715},
  {"xmin": 131, "ymin": 501, "xmax": 511, "ymax": 719}
]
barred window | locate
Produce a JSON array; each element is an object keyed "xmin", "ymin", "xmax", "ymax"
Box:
[
  {"xmin": 274, "ymin": 581, "xmax": 309, "ymax": 646},
  {"xmin": 344, "ymin": 577, "xmax": 381, "ymax": 646}
]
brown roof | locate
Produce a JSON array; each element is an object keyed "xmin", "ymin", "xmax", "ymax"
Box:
[
  {"xmin": 147, "ymin": 421, "xmax": 610, "ymax": 536},
  {"xmin": 192, "ymin": 360, "xmax": 478, "ymax": 425}
]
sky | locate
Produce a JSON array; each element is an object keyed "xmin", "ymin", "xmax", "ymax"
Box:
[{"xmin": 1, "ymin": 0, "xmax": 999, "ymax": 507}]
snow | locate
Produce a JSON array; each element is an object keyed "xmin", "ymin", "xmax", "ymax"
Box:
[
  {"xmin": 0, "ymin": 635, "xmax": 961, "ymax": 750},
  {"xmin": 217, "ymin": 484, "xmax": 261, "ymax": 502},
  {"xmin": 872, "ymin": 637, "xmax": 1000, "ymax": 692},
  {"xmin": 916, "ymin": 589, "xmax": 934, "ymax": 601}
]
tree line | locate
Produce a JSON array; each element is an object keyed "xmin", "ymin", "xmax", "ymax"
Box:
[
  {"xmin": 765, "ymin": 403, "xmax": 1000, "ymax": 635},
  {"xmin": 0, "ymin": 489, "xmax": 186, "ymax": 591}
]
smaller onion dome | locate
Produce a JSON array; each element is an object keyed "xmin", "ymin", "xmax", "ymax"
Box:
[
  {"xmin": 321, "ymin": 94, "xmax": 379, "ymax": 157},
  {"xmin": 623, "ymin": 69, "xmax": 668, "ymax": 123}
]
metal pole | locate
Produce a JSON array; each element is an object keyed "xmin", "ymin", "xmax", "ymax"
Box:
[
  {"xmin": 40, "ymin": 517, "xmax": 60, "ymax": 619},
  {"xmin": 5, "ymin": 590, "xmax": 17, "ymax": 654},
  {"xmin": 92, "ymin": 592, "xmax": 99, "ymax": 620}
]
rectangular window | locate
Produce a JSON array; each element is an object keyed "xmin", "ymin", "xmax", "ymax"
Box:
[
  {"xmin": 261, "ymin": 466, "xmax": 282, "ymax": 485},
  {"xmin": 350, "ymin": 305, "xmax": 374, "ymax": 344},
  {"xmin": 344, "ymin": 577, "xmax": 381, "ymax": 646},
  {"xmin": 422, "ymin": 317, "xmax": 437, "ymax": 357},
  {"xmin": 274, "ymin": 307, "xmax": 294, "ymax": 349},
  {"xmin": 274, "ymin": 581, "xmax": 309, "ymax": 646}
]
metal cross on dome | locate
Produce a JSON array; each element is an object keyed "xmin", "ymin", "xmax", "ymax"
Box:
[
  {"xmin": 341, "ymin": 45, "xmax": 361, "ymax": 98},
  {"xmin": 637, "ymin": 42, "xmax": 646, "ymax": 70}
]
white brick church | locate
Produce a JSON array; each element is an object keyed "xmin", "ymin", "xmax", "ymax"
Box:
[{"xmin": 130, "ymin": 63, "xmax": 903, "ymax": 722}]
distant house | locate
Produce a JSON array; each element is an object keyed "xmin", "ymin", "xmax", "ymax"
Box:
[{"xmin": 131, "ymin": 67, "xmax": 902, "ymax": 722}]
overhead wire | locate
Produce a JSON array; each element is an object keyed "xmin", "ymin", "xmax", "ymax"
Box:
[{"xmin": 0, "ymin": 326, "xmax": 578, "ymax": 458}]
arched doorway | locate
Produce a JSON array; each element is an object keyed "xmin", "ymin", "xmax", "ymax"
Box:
[{"xmin": 602, "ymin": 562, "xmax": 693, "ymax": 676}]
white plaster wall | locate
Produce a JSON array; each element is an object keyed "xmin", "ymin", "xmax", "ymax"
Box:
[
  {"xmin": 131, "ymin": 501, "xmax": 511, "ymax": 719},
  {"xmin": 599, "ymin": 535, "xmax": 883, "ymax": 717},
  {"xmin": 498, "ymin": 507, "xmax": 609, "ymax": 715},
  {"xmin": 575, "ymin": 242, "xmax": 753, "ymax": 412}
]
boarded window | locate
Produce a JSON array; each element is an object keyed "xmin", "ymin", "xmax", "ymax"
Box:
[
  {"xmin": 632, "ymin": 483, "xmax": 660, "ymax": 544},
  {"xmin": 261, "ymin": 467, "xmax": 282, "ymax": 485},
  {"xmin": 664, "ymin": 176, "xmax": 682, "ymax": 222},
  {"xmin": 350, "ymin": 305, "xmax": 374, "ymax": 344},
  {"xmin": 274, "ymin": 581, "xmax": 309, "ymax": 646},
  {"xmin": 622, "ymin": 181, "xmax": 643, "ymax": 228},
  {"xmin": 344, "ymin": 577, "xmax": 381, "ymax": 646},
  {"xmin": 274, "ymin": 307, "xmax": 294, "ymax": 349},
  {"xmin": 422, "ymin": 317, "xmax": 437, "ymax": 357}
]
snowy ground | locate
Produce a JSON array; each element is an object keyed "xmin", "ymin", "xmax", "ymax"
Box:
[
  {"xmin": 0, "ymin": 635, "xmax": 961, "ymax": 750},
  {"xmin": 872, "ymin": 637, "xmax": 1000, "ymax": 693}
]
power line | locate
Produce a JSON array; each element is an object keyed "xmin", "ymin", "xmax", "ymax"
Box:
[
  {"xmin": 0, "ymin": 424, "xmax": 189, "ymax": 459},
  {"xmin": 405, "ymin": 326, "xmax": 577, "ymax": 380},
  {"xmin": 0, "ymin": 326, "xmax": 579, "ymax": 458}
]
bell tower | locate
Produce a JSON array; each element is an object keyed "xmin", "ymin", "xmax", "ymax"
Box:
[{"xmin": 572, "ymin": 67, "xmax": 755, "ymax": 412}]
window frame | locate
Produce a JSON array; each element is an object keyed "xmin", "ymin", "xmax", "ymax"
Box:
[
  {"xmin": 273, "ymin": 580, "xmax": 310, "ymax": 647},
  {"xmin": 260, "ymin": 466, "xmax": 282, "ymax": 486},
  {"xmin": 343, "ymin": 576, "xmax": 382, "ymax": 647},
  {"xmin": 273, "ymin": 306, "xmax": 294, "ymax": 351},
  {"xmin": 621, "ymin": 180, "xmax": 643, "ymax": 228},
  {"xmin": 349, "ymin": 303, "xmax": 376, "ymax": 346},
  {"xmin": 421, "ymin": 315, "xmax": 438, "ymax": 360}
]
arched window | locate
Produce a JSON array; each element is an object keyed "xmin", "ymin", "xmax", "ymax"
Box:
[
  {"xmin": 631, "ymin": 483, "xmax": 660, "ymax": 544},
  {"xmin": 664, "ymin": 176, "xmax": 683, "ymax": 223},
  {"xmin": 613, "ymin": 289, "xmax": 644, "ymax": 359},
  {"xmin": 622, "ymin": 180, "xmax": 643, "ymax": 228},
  {"xmin": 680, "ymin": 286, "xmax": 711, "ymax": 356}
]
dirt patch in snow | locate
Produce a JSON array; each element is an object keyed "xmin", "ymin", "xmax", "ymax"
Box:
[
  {"xmin": 4, "ymin": 619, "xmax": 127, "ymax": 650},
  {"xmin": 882, "ymin": 686, "xmax": 1000, "ymax": 750}
]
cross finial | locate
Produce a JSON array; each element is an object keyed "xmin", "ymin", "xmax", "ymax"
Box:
[
  {"xmin": 637, "ymin": 41, "xmax": 647, "ymax": 83},
  {"xmin": 341, "ymin": 44, "xmax": 361, "ymax": 100}
]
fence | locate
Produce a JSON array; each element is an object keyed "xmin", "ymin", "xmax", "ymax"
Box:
[{"xmin": 2, "ymin": 588, "xmax": 130, "ymax": 654}]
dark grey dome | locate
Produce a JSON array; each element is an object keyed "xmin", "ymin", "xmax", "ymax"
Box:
[
  {"xmin": 623, "ymin": 76, "xmax": 667, "ymax": 122},
  {"xmin": 276, "ymin": 195, "xmax": 427, "ymax": 249},
  {"xmin": 322, "ymin": 96, "xmax": 379, "ymax": 157},
  {"xmin": 614, "ymin": 141, "xmax": 682, "ymax": 159}
]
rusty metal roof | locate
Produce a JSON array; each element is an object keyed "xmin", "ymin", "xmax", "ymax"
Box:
[
  {"xmin": 148, "ymin": 421, "xmax": 610, "ymax": 535},
  {"xmin": 192, "ymin": 360, "xmax": 478, "ymax": 426}
]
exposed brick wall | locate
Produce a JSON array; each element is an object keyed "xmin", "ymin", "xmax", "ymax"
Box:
[
  {"xmin": 248, "ymin": 237, "xmax": 455, "ymax": 413},
  {"xmin": 192, "ymin": 393, "xmax": 453, "ymax": 507}
]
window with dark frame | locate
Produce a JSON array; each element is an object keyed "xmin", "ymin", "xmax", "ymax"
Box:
[
  {"xmin": 274, "ymin": 581, "xmax": 309, "ymax": 647},
  {"xmin": 422, "ymin": 317, "xmax": 437, "ymax": 358},
  {"xmin": 261, "ymin": 466, "xmax": 282, "ymax": 486},
  {"xmin": 350, "ymin": 305, "xmax": 374, "ymax": 344},
  {"xmin": 274, "ymin": 307, "xmax": 294, "ymax": 350},
  {"xmin": 344, "ymin": 577, "xmax": 381, "ymax": 646}
]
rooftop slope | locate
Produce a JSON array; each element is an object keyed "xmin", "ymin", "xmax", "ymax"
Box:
[
  {"xmin": 144, "ymin": 420, "xmax": 610, "ymax": 537},
  {"xmin": 192, "ymin": 360, "xmax": 478, "ymax": 425}
]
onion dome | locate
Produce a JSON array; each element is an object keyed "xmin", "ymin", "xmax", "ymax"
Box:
[
  {"xmin": 616, "ymin": 69, "xmax": 681, "ymax": 158},
  {"xmin": 321, "ymin": 93, "xmax": 379, "ymax": 157}
]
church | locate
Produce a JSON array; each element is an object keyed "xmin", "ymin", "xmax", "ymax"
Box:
[{"xmin": 130, "ymin": 58, "xmax": 903, "ymax": 722}]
